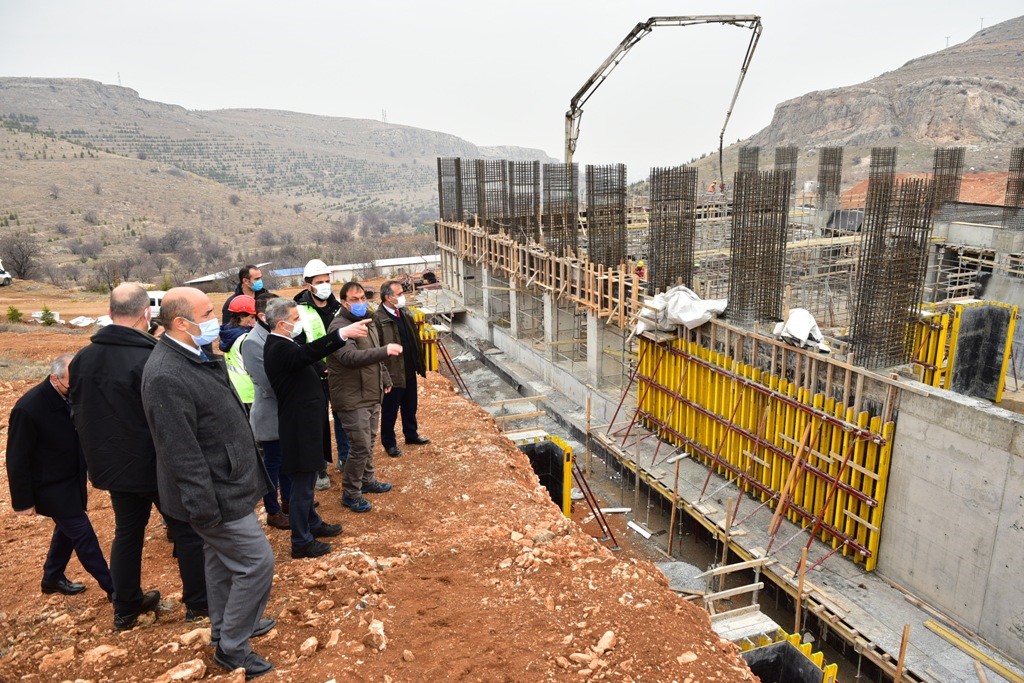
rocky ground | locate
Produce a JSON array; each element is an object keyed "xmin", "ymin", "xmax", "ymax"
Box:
[{"xmin": 0, "ymin": 282, "xmax": 756, "ymax": 682}]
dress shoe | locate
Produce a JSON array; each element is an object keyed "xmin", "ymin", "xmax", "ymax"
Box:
[
  {"xmin": 341, "ymin": 494, "xmax": 372, "ymax": 513},
  {"xmin": 291, "ymin": 540, "xmax": 332, "ymax": 559},
  {"xmin": 406, "ymin": 435, "xmax": 430, "ymax": 445},
  {"xmin": 312, "ymin": 522, "xmax": 343, "ymax": 538},
  {"xmin": 113, "ymin": 589, "xmax": 161, "ymax": 631},
  {"xmin": 265, "ymin": 511, "xmax": 290, "ymax": 530},
  {"xmin": 386, "ymin": 445, "xmax": 402, "ymax": 457},
  {"xmin": 185, "ymin": 605, "xmax": 209, "ymax": 622},
  {"xmin": 213, "ymin": 647, "xmax": 274, "ymax": 680},
  {"xmin": 41, "ymin": 577, "xmax": 86, "ymax": 596},
  {"xmin": 363, "ymin": 480, "xmax": 392, "ymax": 494}
]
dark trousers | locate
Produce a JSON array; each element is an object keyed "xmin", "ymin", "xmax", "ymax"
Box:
[
  {"xmin": 259, "ymin": 440, "xmax": 291, "ymax": 515},
  {"xmin": 380, "ymin": 373, "xmax": 419, "ymax": 449},
  {"xmin": 288, "ymin": 471, "xmax": 323, "ymax": 549},
  {"xmin": 320, "ymin": 379, "xmax": 333, "ymax": 467},
  {"xmin": 333, "ymin": 413, "xmax": 351, "ymax": 466},
  {"xmin": 43, "ymin": 513, "xmax": 114, "ymax": 594},
  {"xmin": 109, "ymin": 490, "xmax": 207, "ymax": 614}
]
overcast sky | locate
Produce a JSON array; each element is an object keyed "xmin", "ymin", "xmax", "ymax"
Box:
[{"xmin": 2, "ymin": 1, "xmax": 1020, "ymax": 176}]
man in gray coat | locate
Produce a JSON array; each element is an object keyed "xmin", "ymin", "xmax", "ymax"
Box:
[
  {"xmin": 142, "ymin": 287, "xmax": 276, "ymax": 680},
  {"xmin": 241, "ymin": 294, "xmax": 290, "ymax": 530}
]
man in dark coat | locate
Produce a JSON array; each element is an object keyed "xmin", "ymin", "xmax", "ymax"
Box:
[
  {"xmin": 221, "ymin": 264, "xmax": 265, "ymax": 323},
  {"xmin": 71, "ymin": 283, "xmax": 206, "ymax": 630},
  {"xmin": 142, "ymin": 287, "xmax": 276, "ymax": 679},
  {"xmin": 374, "ymin": 280, "xmax": 429, "ymax": 457},
  {"xmin": 262, "ymin": 297, "xmax": 369, "ymax": 559},
  {"xmin": 6, "ymin": 354, "xmax": 114, "ymax": 597},
  {"xmin": 327, "ymin": 282, "xmax": 402, "ymax": 514}
]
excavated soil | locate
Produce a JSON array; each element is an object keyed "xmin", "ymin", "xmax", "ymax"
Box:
[{"xmin": 0, "ymin": 284, "xmax": 756, "ymax": 682}]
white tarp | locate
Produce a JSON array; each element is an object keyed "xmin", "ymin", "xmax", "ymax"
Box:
[
  {"xmin": 772, "ymin": 308, "xmax": 830, "ymax": 353},
  {"xmin": 635, "ymin": 285, "xmax": 728, "ymax": 336},
  {"xmin": 68, "ymin": 316, "xmax": 96, "ymax": 327}
]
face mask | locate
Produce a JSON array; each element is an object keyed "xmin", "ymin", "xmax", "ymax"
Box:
[
  {"xmin": 312, "ymin": 283, "xmax": 332, "ymax": 300},
  {"xmin": 187, "ymin": 317, "xmax": 220, "ymax": 346},
  {"xmin": 395, "ymin": 295, "xmax": 407, "ymax": 308},
  {"xmin": 251, "ymin": 279, "xmax": 264, "ymax": 292},
  {"xmin": 349, "ymin": 302, "xmax": 368, "ymax": 317},
  {"xmin": 284, "ymin": 319, "xmax": 304, "ymax": 339}
]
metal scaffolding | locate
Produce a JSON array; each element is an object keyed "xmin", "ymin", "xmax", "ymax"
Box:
[
  {"xmin": 475, "ymin": 159, "xmax": 509, "ymax": 234},
  {"xmin": 585, "ymin": 164, "xmax": 627, "ymax": 267},
  {"xmin": 437, "ymin": 157, "xmax": 461, "ymax": 222},
  {"xmin": 931, "ymin": 147, "xmax": 965, "ymax": 219},
  {"xmin": 1004, "ymin": 146, "xmax": 1024, "ymax": 231},
  {"xmin": 507, "ymin": 160, "xmax": 541, "ymax": 244},
  {"xmin": 738, "ymin": 146, "xmax": 760, "ymax": 173},
  {"xmin": 649, "ymin": 165, "xmax": 698, "ymax": 292},
  {"xmin": 543, "ymin": 162, "xmax": 579, "ymax": 256},
  {"xmin": 852, "ymin": 174, "xmax": 934, "ymax": 370},
  {"xmin": 727, "ymin": 169, "xmax": 790, "ymax": 324}
]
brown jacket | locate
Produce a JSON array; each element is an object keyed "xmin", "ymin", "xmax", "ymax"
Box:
[
  {"xmin": 327, "ymin": 307, "xmax": 392, "ymax": 412},
  {"xmin": 373, "ymin": 304, "xmax": 425, "ymax": 389}
]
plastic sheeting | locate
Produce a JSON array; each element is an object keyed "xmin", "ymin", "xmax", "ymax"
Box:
[
  {"xmin": 635, "ymin": 285, "xmax": 728, "ymax": 335},
  {"xmin": 772, "ymin": 308, "xmax": 830, "ymax": 353}
]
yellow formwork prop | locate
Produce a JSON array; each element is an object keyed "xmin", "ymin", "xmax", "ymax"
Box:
[{"xmin": 409, "ymin": 306, "xmax": 439, "ymax": 372}]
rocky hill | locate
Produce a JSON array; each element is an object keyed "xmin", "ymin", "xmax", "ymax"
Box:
[{"xmin": 0, "ymin": 77, "xmax": 556, "ymax": 223}]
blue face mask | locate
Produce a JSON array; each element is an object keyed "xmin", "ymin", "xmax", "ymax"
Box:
[
  {"xmin": 186, "ymin": 317, "xmax": 221, "ymax": 347},
  {"xmin": 349, "ymin": 302, "xmax": 369, "ymax": 318},
  {"xmin": 251, "ymin": 279, "xmax": 264, "ymax": 292}
]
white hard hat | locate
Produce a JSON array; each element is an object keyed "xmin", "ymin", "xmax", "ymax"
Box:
[{"xmin": 303, "ymin": 259, "xmax": 331, "ymax": 279}]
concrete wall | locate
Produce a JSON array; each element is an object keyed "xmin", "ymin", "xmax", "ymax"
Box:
[{"xmin": 879, "ymin": 385, "xmax": 1024, "ymax": 659}]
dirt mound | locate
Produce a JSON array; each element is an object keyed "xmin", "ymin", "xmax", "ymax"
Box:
[{"xmin": 0, "ymin": 328, "xmax": 755, "ymax": 681}]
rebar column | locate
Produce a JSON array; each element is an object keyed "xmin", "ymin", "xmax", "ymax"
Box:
[
  {"xmin": 727, "ymin": 169, "xmax": 790, "ymax": 324},
  {"xmin": 852, "ymin": 173, "xmax": 935, "ymax": 370},
  {"xmin": 460, "ymin": 159, "xmax": 479, "ymax": 224},
  {"xmin": 738, "ymin": 146, "xmax": 760, "ymax": 173},
  {"xmin": 774, "ymin": 146, "xmax": 799, "ymax": 197},
  {"xmin": 507, "ymin": 160, "xmax": 541, "ymax": 244},
  {"xmin": 475, "ymin": 159, "xmax": 510, "ymax": 234},
  {"xmin": 816, "ymin": 147, "xmax": 843, "ymax": 214},
  {"xmin": 543, "ymin": 162, "xmax": 579, "ymax": 256},
  {"xmin": 437, "ymin": 157, "xmax": 462, "ymax": 222},
  {"xmin": 585, "ymin": 164, "xmax": 627, "ymax": 266},
  {"xmin": 1004, "ymin": 147, "xmax": 1024, "ymax": 231},
  {"xmin": 649, "ymin": 165, "xmax": 698, "ymax": 292},
  {"xmin": 931, "ymin": 147, "xmax": 965, "ymax": 220}
]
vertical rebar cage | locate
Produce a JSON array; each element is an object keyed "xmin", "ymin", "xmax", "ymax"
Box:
[
  {"xmin": 1004, "ymin": 147, "xmax": 1024, "ymax": 231},
  {"xmin": 649, "ymin": 165, "xmax": 698, "ymax": 292},
  {"xmin": 507, "ymin": 160, "xmax": 541, "ymax": 244},
  {"xmin": 728, "ymin": 169, "xmax": 790, "ymax": 323},
  {"xmin": 585, "ymin": 164, "xmax": 627, "ymax": 267},
  {"xmin": 475, "ymin": 159, "xmax": 509, "ymax": 233},
  {"xmin": 774, "ymin": 146, "xmax": 799, "ymax": 198},
  {"xmin": 459, "ymin": 159, "xmax": 479, "ymax": 224},
  {"xmin": 437, "ymin": 157, "xmax": 462, "ymax": 222},
  {"xmin": 543, "ymin": 162, "xmax": 579, "ymax": 256},
  {"xmin": 738, "ymin": 145, "xmax": 760, "ymax": 173},
  {"xmin": 931, "ymin": 147, "xmax": 965, "ymax": 220},
  {"xmin": 816, "ymin": 147, "xmax": 843, "ymax": 214}
]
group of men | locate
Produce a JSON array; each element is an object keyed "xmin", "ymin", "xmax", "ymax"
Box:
[{"xmin": 5, "ymin": 260, "xmax": 430, "ymax": 679}]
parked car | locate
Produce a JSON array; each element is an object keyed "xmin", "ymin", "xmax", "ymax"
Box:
[
  {"xmin": 148, "ymin": 290, "xmax": 165, "ymax": 317},
  {"xmin": 0, "ymin": 260, "xmax": 12, "ymax": 286}
]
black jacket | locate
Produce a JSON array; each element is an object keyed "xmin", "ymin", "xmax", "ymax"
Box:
[
  {"xmin": 264, "ymin": 332, "xmax": 345, "ymax": 475},
  {"xmin": 292, "ymin": 289, "xmax": 340, "ymax": 344},
  {"xmin": 70, "ymin": 325, "xmax": 158, "ymax": 492},
  {"xmin": 6, "ymin": 379, "xmax": 88, "ymax": 518},
  {"xmin": 374, "ymin": 305, "xmax": 426, "ymax": 389}
]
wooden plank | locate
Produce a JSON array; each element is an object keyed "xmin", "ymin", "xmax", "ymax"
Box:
[
  {"xmin": 492, "ymin": 410, "xmax": 546, "ymax": 422},
  {"xmin": 924, "ymin": 620, "xmax": 1024, "ymax": 683},
  {"xmin": 703, "ymin": 582, "xmax": 765, "ymax": 603},
  {"xmin": 695, "ymin": 558, "xmax": 775, "ymax": 578}
]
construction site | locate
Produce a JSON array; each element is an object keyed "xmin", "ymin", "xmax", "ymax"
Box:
[{"xmin": 423, "ymin": 122, "xmax": 1024, "ymax": 683}]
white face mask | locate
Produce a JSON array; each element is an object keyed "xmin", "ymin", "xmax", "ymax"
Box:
[
  {"xmin": 395, "ymin": 294, "xmax": 407, "ymax": 308},
  {"xmin": 284, "ymin": 319, "xmax": 304, "ymax": 339},
  {"xmin": 312, "ymin": 282, "xmax": 332, "ymax": 301}
]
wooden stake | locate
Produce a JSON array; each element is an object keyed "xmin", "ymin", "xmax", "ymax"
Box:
[
  {"xmin": 585, "ymin": 394, "xmax": 593, "ymax": 476},
  {"xmin": 974, "ymin": 661, "xmax": 990, "ymax": 683},
  {"xmin": 894, "ymin": 624, "xmax": 910, "ymax": 683},
  {"xmin": 667, "ymin": 458, "xmax": 681, "ymax": 555},
  {"xmin": 794, "ymin": 547, "xmax": 808, "ymax": 635},
  {"xmin": 769, "ymin": 421, "xmax": 813, "ymax": 536}
]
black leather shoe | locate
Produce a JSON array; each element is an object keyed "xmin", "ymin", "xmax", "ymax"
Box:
[
  {"xmin": 312, "ymin": 522, "xmax": 342, "ymax": 538},
  {"xmin": 253, "ymin": 617, "xmax": 277, "ymax": 638},
  {"xmin": 113, "ymin": 589, "xmax": 161, "ymax": 631},
  {"xmin": 213, "ymin": 647, "xmax": 274, "ymax": 679},
  {"xmin": 291, "ymin": 540, "xmax": 331, "ymax": 559},
  {"xmin": 363, "ymin": 480, "xmax": 392, "ymax": 494},
  {"xmin": 41, "ymin": 578, "xmax": 86, "ymax": 596},
  {"xmin": 185, "ymin": 605, "xmax": 209, "ymax": 622},
  {"xmin": 386, "ymin": 445, "xmax": 402, "ymax": 457},
  {"xmin": 406, "ymin": 435, "xmax": 430, "ymax": 445}
]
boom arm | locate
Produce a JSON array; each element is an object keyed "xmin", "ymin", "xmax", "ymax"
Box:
[{"xmin": 564, "ymin": 15, "xmax": 762, "ymax": 183}]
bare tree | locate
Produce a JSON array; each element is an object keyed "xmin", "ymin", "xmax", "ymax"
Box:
[
  {"xmin": 0, "ymin": 232, "xmax": 40, "ymax": 280},
  {"xmin": 176, "ymin": 247, "xmax": 205, "ymax": 281},
  {"xmin": 160, "ymin": 227, "xmax": 193, "ymax": 253}
]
